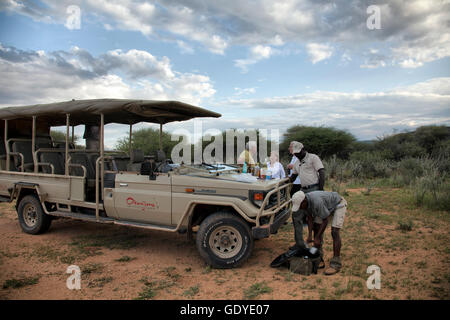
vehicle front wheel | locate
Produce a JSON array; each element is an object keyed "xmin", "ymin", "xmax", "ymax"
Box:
[
  {"xmin": 17, "ymin": 195, "xmax": 52, "ymax": 235},
  {"xmin": 196, "ymin": 212, "xmax": 254, "ymax": 268}
]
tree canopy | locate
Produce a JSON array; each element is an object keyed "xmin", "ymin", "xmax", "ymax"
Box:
[
  {"xmin": 115, "ymin": 127, "xmax": 178, "ymax": 157},
  {"xmin": 280, "ymin": 126, "xmax": 356, "ymax": 160}
]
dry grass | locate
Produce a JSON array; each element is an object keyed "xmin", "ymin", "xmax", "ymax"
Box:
[{"xmin": 0, "ymin": 187, "xmax": 449, "ymax": 300}]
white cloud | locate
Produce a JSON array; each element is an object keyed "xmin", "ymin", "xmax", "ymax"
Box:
[
  {"xmin": 0, "ymin": 45, "xmax": 215, "ymax": 106},
  {"xmin": 306, "ymin": 43, "xmax": 333, "ymax": 64},
  {"xmin": 251, "ymin": 45, "xmax": 273, "ymax": 60},
  {"xmin": 392, "ymin": 33, "xmax": 450, "ymax": 68},
  {"xmin": 3, "ymin": 0, "xmax": 449, "ymax": 66},
  {"xmin": 234, "ymin": 45, "xmax": 274, "ymax": 73},
  {"xmin": 176, "ymin": 40, "xmax": 194, "ymax": 54},
  {"xmin": 270, "ymin": 35, "xmax": 284, "ymax": 46},
  {"xmin": 85, "ymin": 0, "xmax": 154, "ymax": 36},
  {"xmin": 234, "ymin": 87, "xmax": 257, "ymax": 96},
  {"xmin": 1, "ymin": 44, "xmax": 448, "ymax": 141},
  {"xmin": 215, "ymin": 77, "xmax": 450, "ymax": 139}
]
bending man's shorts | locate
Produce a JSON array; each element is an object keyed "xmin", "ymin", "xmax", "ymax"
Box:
[{"xmin": 313, "ymin": 198, "xmax": 347, "ymax": 229}]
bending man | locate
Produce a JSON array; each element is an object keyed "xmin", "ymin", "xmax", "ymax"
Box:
[{"xmin": 291, "ymin": 190, "xmax": 348, "ymax": 275}]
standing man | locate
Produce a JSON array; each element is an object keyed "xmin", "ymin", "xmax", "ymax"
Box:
[
  {"xmin": 288, "ymin": 141, "xmax": 326, "ymax": 260},
  {"xmin": 288, "ymin": 141, "xmax": 325, "ymax": 193},
  {"xmin": 288, "ymin": 141, "xmax": 301, "ymax": 196},
  {"xmin": 291, "ymin": 190, "xmax": 347, "ymax": 275}
]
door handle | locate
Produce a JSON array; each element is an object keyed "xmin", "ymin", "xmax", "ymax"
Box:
[{"xmin": 119, "ymin": 183, "xmax": 128, "ymax": 187}]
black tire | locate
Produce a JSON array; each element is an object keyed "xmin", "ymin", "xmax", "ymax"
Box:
[
  {"xmin": 196, "ymin": 212, "xmax": 254, "ymax": 269},
  {"xmin": 17, "ymin": 195, "xmax": 52, "ymax": 235}
]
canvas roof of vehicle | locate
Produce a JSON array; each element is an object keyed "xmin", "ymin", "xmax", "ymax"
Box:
[{"xmin": 0, "ymin": 99, "xmax": 221, "ymax": 126}]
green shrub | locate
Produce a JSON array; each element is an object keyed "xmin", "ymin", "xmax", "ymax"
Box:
[
  {"xmin": 3, "ymin": 277, "xmax": 39, "ymax": 289},
  {"xmin": 281, "ymin": 126, "xmax": 356, "ymax": 159},
  {"xmin": 397, "ymin": 220, "xmax": 413, "ymax": 232},
  {"xmin": 243, "ymin": 282, "xmax": 273, "ymax": 299}
]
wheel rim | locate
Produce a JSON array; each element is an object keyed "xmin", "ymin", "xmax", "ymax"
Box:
[
  {"xmin": 23, "ymin": 203, "xmax": 38, "ymax": 227},
  {"xmin": 209, "ymin": 225, "xmax": 243, "ymax": 259}
]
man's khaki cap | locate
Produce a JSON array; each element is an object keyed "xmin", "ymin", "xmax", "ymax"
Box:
[
  {"xmin": 292, "ymin": 191, "xmax": 306, "ymax": 211},
  {"xmin": 291, "ymin": 141, "xmax": 304, "ymax": 153}
]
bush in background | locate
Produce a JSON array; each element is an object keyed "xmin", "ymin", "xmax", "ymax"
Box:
[{"xmin": 280, "ymin": 126, "xmax": 356, "ymax": 160}]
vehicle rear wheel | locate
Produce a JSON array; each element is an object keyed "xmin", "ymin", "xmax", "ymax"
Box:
[
  {"xmin": 17, "ymin": 195, "xmax": 52, "ymax": 235},
  {"xmin": 196, "ymin": 212, "xmax": 254, "ymax": 268}
]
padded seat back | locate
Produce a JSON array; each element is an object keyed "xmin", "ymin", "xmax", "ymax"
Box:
[
  {"xmin": 127, "ymin": 149, "xmax": 144, "ymax": 171},
  {"xmin": 70, "ymin": 153, "xmax": 95, "ymax": 178},
  {"xmin": 12, "ymin": 140, "xmax": 33, "ymax": 170},
  {"xmin": 36, "ymin": 137, "xmax": 52, "ymax": 149},
  {"xmin": 54, "ymin": 142, "xmax": 76, "ymax": 150},
  {"xmin": 39, "ymin": 152, "xmax": 65, "ymax": 175},
  {"xmin": 113, "ymin": 157, "xmax": 129, "ymax": 171},
  {"xmin": 0, "ymin": 138, "xmax": 5, "ymax": 157},
  {"xmin": 156, "ymin": 150, "xmax": 166, "ymax": 162}
]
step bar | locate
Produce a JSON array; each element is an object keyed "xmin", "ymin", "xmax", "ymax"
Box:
[
  {"xmin": 47, "ymin": 210, "xmax": 178, "ymax": 231},
  {"xmin": 47, "ymin": 211, "xmax": 115, "ymax": 224}
]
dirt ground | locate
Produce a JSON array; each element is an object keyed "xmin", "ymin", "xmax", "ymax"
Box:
[{"xmin": 0, "ymin": 187, "xmax": 449, "ymax": 300}]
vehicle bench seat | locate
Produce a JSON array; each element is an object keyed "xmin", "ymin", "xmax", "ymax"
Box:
[
  {"xmin": 127, "ymin": 149, "xmax": 144, "ymax": 172},
  {"xmin": 11, "ymin": 137, "xmax": 53, "ymax": 172},
  {"xmin": 39, "ymin": 151, "xmax": 65, "ymax": 174},
  {"xmin": 111, "ymin": 156, "xmax": 129, "ymax": 171},
  {"xmin": 12, "ymin": 140, "xmax": 34, "ymax": 172},
  {"xmin": 70, "ymin": 152, "xmax": 95, "ymax": 181}
]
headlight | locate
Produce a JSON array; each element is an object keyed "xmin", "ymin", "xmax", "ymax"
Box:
[
  {"xmin": 249, "ymin": 190, "xmax": 266, "ymax": 208},
  {"xmin": 249, "ymin": 189, "xmax": 287, "ymax": 209}
]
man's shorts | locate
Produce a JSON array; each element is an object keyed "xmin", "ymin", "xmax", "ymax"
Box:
[{"xmin": 313, "ymin": 198, "xmax": 347, "ymax": 229}]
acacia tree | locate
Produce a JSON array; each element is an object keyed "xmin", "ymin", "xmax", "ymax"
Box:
[
  {"xmin": 280, "ymin": 126, "xmax": 356, "ymax": 160},
  {"xmin": 115, "ymin": 127, "xmax": 179, "ymax": 157},
  {"xmin": 50, "ymin": 130, "xmax": 80, "ymax": 147}
]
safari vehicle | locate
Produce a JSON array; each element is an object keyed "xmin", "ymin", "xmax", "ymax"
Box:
[{"xmin": 0, "ymin": 99, "xmax": 292, "ymax": 268}]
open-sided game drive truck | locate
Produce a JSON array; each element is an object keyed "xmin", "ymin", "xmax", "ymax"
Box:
[{"xmin": 0, "ymin": 99, "xmax": 292, "ymax": 268}]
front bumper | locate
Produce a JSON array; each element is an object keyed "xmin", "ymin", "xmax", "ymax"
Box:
[{"xmin": 251, "ymin": 207, "xmax": 290, "ymax": 239}]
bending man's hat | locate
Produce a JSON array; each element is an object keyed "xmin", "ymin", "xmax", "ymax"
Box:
[{"xmin": 292, "ymin": 191, "xmax": 306, "ymax": 211}]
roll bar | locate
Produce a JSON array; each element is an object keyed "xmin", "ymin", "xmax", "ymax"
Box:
[{"xmin": 2, "ymin": 111, "xmax": 165, "ymax": 213}]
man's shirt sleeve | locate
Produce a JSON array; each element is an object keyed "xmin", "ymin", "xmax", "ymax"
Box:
[{"xmin": 312, "ymin": 154, "xmax": 324, "ymax": 171}]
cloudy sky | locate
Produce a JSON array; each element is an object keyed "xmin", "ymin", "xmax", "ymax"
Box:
[{"xmin": 0, "ymin": 0, "xmax": 449, "ymax": 146}]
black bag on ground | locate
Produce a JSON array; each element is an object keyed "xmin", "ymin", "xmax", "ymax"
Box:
[
  {"xmin": 270, "ymin": 247, "xmax": 302, "ymax": 268},
  {"xmin": 270, "ymin": 247, "xmax": 321, "ymax": 275},
  {"xmin": 289, "ymin": 255, "xmax": 321, "ymax": 275}
]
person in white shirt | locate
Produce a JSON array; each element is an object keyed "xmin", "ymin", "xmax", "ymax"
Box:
[{"xmin": 267, "ymin": 151, "xmax": 285, "ymax": 179}]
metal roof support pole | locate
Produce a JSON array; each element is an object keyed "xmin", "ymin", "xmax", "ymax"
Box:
[
  {"xmin": 101, "ymin": 113, "xmax": 104, "ymax": 201},
  {"xmin": 129, "ymin": 123, "xmax": 132, "ymax": 158},
  {"xmin": 96, "ymin": 113, "xmax": 105, "ymax": 222},
  {"xmin": 32, "ymin": 116, "xmax": 37, "ymax": 173},
  {"xmin": 159, "ymin": 123, "xmax": 163, "ymax": 151},
  {"xmin": 65, "ymin": 114, "xmax": 70, "ymax": 176},
  {"xmin": 4, "ymin": 120, "xmax": 9, "ymax": 171},
  {"xmin": 95, "ymin": 159, "xmax": 99, "ymax": 221}
]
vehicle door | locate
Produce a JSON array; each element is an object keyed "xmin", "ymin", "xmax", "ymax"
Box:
[{"xmin": 113, "ymin": 173, "xmax": 172, "ymax": 225}]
